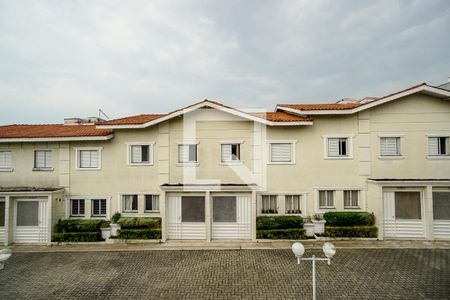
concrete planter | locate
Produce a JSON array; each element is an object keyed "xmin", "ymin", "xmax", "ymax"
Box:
[
  {"xmin": 110, "ymin": 224, "xmax": 121, "ymax": 237},
  {"xmin": 304, "ymin": 223, "xmax": 315, "ymax": 237},
  {"xmin": 313, "ymin": 220, "xmax": 326, "ymax": 234},
  {"xmin": 100, "ymin": 227, "xmax": 111, "ymax": 240}
]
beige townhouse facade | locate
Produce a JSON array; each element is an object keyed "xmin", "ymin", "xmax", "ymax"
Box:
[{"xmin": 0, "ymin": 82, "xmax": 449, "ymax": 245}]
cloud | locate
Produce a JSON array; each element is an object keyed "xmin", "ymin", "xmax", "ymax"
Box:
[{"xmin": 0, "ymin": 0, "xmax": 449, "ymax": 124}]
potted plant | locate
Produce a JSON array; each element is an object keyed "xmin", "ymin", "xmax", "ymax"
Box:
[
  {"xmin": 100, "ymin": 220, "xmax": 111, "ymax": 240},
  {"xmin": 303, "ymin": 216, "xmax": 315, "ymax": 237},
  {"xmin": 312, "ymin": 214, "xmax": 326, "ymax": 234},
  {"xmin": 110, "ymin": 212, "xmax": 122, "ymax": 237}
]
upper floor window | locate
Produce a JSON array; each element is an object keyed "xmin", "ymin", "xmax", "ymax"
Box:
[
  {"xmin": 380, "ymin": 137, "xmax": 401, "ymax": 157},
  {"xmin": 128, "ymin": 143, "xmax": 154, "ymax": 165},
  {"xmin": 145, "ymin": 194, "xmax": 160, "ymax": 211},
  {"xmin": 319, "ymin": 190, "xmax": 335, "ymax": 208},
  {"xmin": 221, "ymin": 144, "xmax": 240, "ymax": 163},
  {"xmin": 327, "ymin": 138, "xmax": 348, "ymax": 157},
  {"xmin": 0, "ymin": 151, "xmax": 12, "ymax": 170},
  {"xmin": 91, "ymin": 199, "xmax": 107, "ymax": 217},
  {"xmin": 34, "ymin": 150, "xmax": 52, "ymax": 169},
  {"xmin": 268, "ymin": 141, "xmax": 296, "ymax": 164},
  {"xmin": 76, "ymin": 148, "xmax": 102, "ymax": 169},
  {"xmin": 344, "ymin": 190, "xmax": 359, "ymax": 208},
  {"xmin": 285, "ymin": 195, "xmax": 302, "ymax": 214},
  {"xmin": 428, "ymin": 137, "xmax": 449, "ymax": 156},
  {"xmin": 178, "ymin": 144, "xmax": 197, "ymax": 163},
  {"xmin": 71, "ymin": 199, "xmax": 85, "ymax": 216},
  {"xmin": 122, "ymin": 194, "xmax": 138, "ymax": 212},
  {"xmin": 261, "ymin": 195, "xmax": 278, "ymax": 214}
]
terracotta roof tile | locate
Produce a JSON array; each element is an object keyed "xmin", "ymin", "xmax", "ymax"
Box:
[
  {"xmin": 97, "ymin": 114, "xmax": 165, "ymax": 126},
  {"xmin": 248, "ymin": 112, "xmax": 312, "ymax": 122},
  {"xmin": 0, "ymin": 124, "xmax": 113, "ymax": 139},
  {"xmin": 278, "ymin": 103, "xmax": 361, "ymax": 111}
]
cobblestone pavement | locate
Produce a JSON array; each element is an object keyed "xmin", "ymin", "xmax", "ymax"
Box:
[{"xmin": 0, "ymin": 249, "xmax": 449, "ymax": 299}]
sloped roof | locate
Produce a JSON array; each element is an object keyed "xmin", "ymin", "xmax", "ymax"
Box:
[
  {"xmin": 97, "ymin": 114, "xmax": 165, "ymax": 126},
  {"xmin": 0, "ymin": 124, "xmax": 113, "ymax": 139},
  {"xmin": 248, "ymin": 111, "xmax": 312, "ymax": 122},
  {"xmin": 277, "ymin": 103, "xmax": 361, "ymax": 111}
]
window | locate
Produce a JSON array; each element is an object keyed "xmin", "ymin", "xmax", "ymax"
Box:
[
  {"xmin": 261, "ymin": 195, "xmax": 277, "ymax": 214},
  {"xmin": 344, "ymin": 190, "xmax": 359, "ymax": 208},
  {"xmin": 270, "ymin": 143, "xmax": 292, "ymax": 162},
  {"xmin": 145, "ymin": 195, "xmax": 160, "ymax": 211},
  {"xmin": 0, "ymin": 201, "xmax": 5, "ymax": 226},
  {"xmin": 327, "ymin": 138, "xmax": 348, "ymax": 157},
  {"xmin": 380, "ymin": 137, "xmax": 401, "ymax": 156},
  {"xmin": 178, "ymin": 144, "xmax": 197, "ymax": 163},
  {"xmin": 78, "ymin": 149, "xmax": 99, "ymax": 169},
  {"xmin": 395, "ymin": 192, "xmax": 421, "ymax": 219},
  {"xmin": 285, "ymin": 195, "xmax": 302, "ymax": 214},
  {"xmin": 16, "ymin": 201, "xmax": 39, "ymax": 226},
  {"xmin": 130, "ymin": 144, "xmax": 152, "ymax": 164},
  {"xmin": 34, "ymin": 150, "xmax": 52, "ymax": 169},
  {"xmin": 428, "ymin": 137, "xmax": 449, "ymax": 156},
  {"xmin": 92, "ymin": 199, "xmax": 107, "ymax": 217},
  {"xmin": 319, "ymin": 190, "xmax": 334, "ymax": 208},
  {"xmin": 181, "ymin": 196, "xmax": 205, "ymax": 222},
  {"xmin": 221, "ymin": 144, "xmax": 240, "ymax": 162},
  {"xmin": 433, "ymin": 192, "xmax": 450, "ymax": 220},
  {"xmin": 71, "ymin": 199, "xmax": 85, "ymax": 216},
  {"xmin": 213, "ymin": 196, "xmax": 237, "ymax": 222},
  {"xmin": 122, "ymin": 195, "xmax": 138, "ymax": 212},
  {"xmin": 0, "ymin": 151, "xmax": 12, "ymax": 170}
]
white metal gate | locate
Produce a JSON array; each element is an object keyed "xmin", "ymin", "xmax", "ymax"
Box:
[
  {"xmin": 432, "ymin": 191, "xmax": 450, "ymax": 240},
  {"xmin": 383, "ymin": 191, "xmax": 424, "ymax": 239},
  {"xmin": 212, "ymin": 196, "xmax": 251, "ymax": 240},
  {"xmin": 14, "ymin": 200, "xmax": 48, "ymax": 243},
  {"xmin": 167, "ymin": 196, "xmax": 206, "ymax": 240}
]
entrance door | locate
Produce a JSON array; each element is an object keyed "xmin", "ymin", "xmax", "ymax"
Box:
[
  {"xmin": 432, "ymin": 191, "xmax": 450, "ymax": 240},
  {"xmin": 383, "ymin": 191, "xmax": 424, "ymax": 239},
  {"xmin": 14, "ymin": 200, "xmax": 48, "ymax": 243},
  {"xmin": 212, "ymin": 196, "xmax": 251, "ymax": 240},
  {"xmin": 167, "ymin": 196, "xmax": 206, "ymax": 240}
]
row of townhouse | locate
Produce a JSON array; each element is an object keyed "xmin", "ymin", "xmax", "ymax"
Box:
[{"xmin": 0, "ymin": 81, "xmax": 449, "ymax": 245}]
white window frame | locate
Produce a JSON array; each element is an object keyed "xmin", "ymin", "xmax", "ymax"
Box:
[
  {"xmin": 74, "ymin": 147, "xmax": 103, "ymax": 170},
  {"xmin": 261, "ymin": 195, "xmax": 279, "ymax": 214},
  {"xmin": 343, "ymin": 190, "xmax": 360, "ymax": 209},
  {"xmin": 285, "ymin": 195, "xmax": 303, "ymax": 215},
  {"xmin": 0, "ymin": 150, "xmax": 13, "ymax": 172},
  {"xmin": 126, "ymin": 142, "xmax": 155, "ymax": 166},
  {"xmin": 176, "ymin": 141, "xmax": 199, "ymax": 166},
  {"xmin": 322, "ymin": 135, "xmax": 354, "ymax": 159},
  {"xmin": 318, "ymin": 190, "xmax": 335, "ymax": 209},
  {"xmin": 33, "ymin": 150, "xmax": 53, "ymax": 170},
  {"xmin": 219, "ymin": 140, "xmax": 243, "ymax": 165},
  {"xmin": 427, "ymin": 134, "xmax": 450, "ymax": 160},
  {"xmin": 91, "ymin": 199, "xmax": 107, "ymax": 217},
  {"xmin": 70, "ymin": 199, "xmax": 85, "ymax": 217},
  {"xmin": 377, "ymin": 133, "xmax": 404, "ymax": 159},
  {"xmin": 67, "ymin": 196, "xmax": 110, "ymax": 219},
  {"xmin": 144, "ymin": 194, "xmax": 160, "ymax": 212},
  {"xmin": 267, "ymin": 140, "xmax": 297, "ymax": 165},
  {"xmin": 122, "ymin": 194, "xmax": 139, "ymax": 213}
]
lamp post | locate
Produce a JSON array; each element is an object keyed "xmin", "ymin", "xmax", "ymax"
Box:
[{"xmin": 291, "ymin": 242, "xmax": 336, "ymax": 300}]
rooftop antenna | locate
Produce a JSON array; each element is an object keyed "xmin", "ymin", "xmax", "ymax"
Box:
[{"xmin": 98, "ymin": 108, "xmax": 110, "ymax": 120}]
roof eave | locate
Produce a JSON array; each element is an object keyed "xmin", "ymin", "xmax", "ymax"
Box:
[{"xmin": 0, "ymin": 134, "xmax": 114, "ymax": 143}]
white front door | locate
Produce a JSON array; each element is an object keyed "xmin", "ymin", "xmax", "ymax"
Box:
[
  {"xmin": 14, "ymin": 200, "xmax": 48, "ymax": 243},
  {"xmin": 167, "ymin": 196, "xmax": 206, "ymax": 240},
  {"xmin": 212, "ymin": 196, "xmax": 251, "ymax": 240},
  {"xmin": 432, "ymin": 191, "xmax": 450, "ymax": 240},
  {"xmin": 383, "ymin": 191, "xmax": 424, "ymax": 239}
]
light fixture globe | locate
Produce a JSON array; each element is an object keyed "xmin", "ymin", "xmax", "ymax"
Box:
[
  {"xmin": 291, "ymin": 242, "xmax": 305, "ymax": 258},
  {"xmin": 322, "ymin": 242, "xmax": 336, "ymax": 258}
]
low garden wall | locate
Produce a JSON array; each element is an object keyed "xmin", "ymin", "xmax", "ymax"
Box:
[{"xmin": 256, "ymin": 216, "xmax": 305, "ymax": 239}]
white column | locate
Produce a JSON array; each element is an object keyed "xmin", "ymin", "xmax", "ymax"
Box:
[
  {"xmin": 205, "ymin": 191, "xmax": 211, "ymax": 242},
  {"xmin": 160, "ymin": 191, "xmax": 167, "ymax": 242},
  {"xmin": 251, "ymin": 190, "xmax": 257, "ymax": 241},
  {"xmin": 424, "ymin": 185, "xmax": 434, "ymax": 240},
  {"xmin": 4, "ymin": 196, "xmax": 10, "ymax": 246},
  {"xmin": 47, "ymin": 195, "xmax": 52, "ymax": 245}
]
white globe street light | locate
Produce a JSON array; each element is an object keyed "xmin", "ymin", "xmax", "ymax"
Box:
[
  {"xmin": 0, "ymin": 248, "xmax": 12, "ymax": 270},
  {"xmin": 291, "ymin": 242, "xmax": 336, "ymax": 300}
]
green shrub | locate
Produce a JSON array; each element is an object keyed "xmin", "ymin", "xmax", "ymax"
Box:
[
  {"xmin": 117, "ymin": 228, "xmax": 162, "ymax": 239},
  {"xmin": 117, "ymin": 217, "xmax": 161, "ymax": 229},
  {"xmin": 323, "ymin": 226, "xmax": 378, "ymax": 238},
  {"xmin": 111, "ymin": 212, "xmax": 122, "ymax": 224},
  {"xmin": 323, "ymin": 212, "xmax": 375, "ymax": 227},
  {"xmin": 52, "ymin": 232, "xmax": 100, "ymax": 242},
  {"xmin": 256, "ymin": 216, "xmax": 304, "ymax": 230},
  {"xmin": 55, "ymin": 219, "xmax": 105, "ymax": 233},
  {"xmin": 256, "ymin": 228, "xmax": 306, "ymax": 240}
]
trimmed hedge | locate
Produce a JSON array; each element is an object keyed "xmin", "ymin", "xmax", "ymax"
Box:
[
  {"xmin": 117, "ymin": 217, "xmax": 161, "ymax": 229},
  {"xmin": 257, "ymin": 228, "xmax": 306, "ymax": 240},
  {"xmin": 256, "ymin": 216, "xmax": 304, "ymax": 230},
  {"xmin": 323, "ymin": 212, "xmax": 375, "ymax": 227},
  {"xmin": 117, "ymin": 228, "xmax": 162, "ymax": 239},
  {"xmin": 323, "ymin": 226, "xmax": 378, "ymax": 238},
  {"xmin": 55, "ymin": 219, "xmax": 106, "ymax": 233},
  {"xmin": 52, "ymin": 232, "xmax": 100, "ymax": 242}
]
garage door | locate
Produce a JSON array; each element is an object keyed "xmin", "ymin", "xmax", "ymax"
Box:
[
  {"xmin": 14, "ymin": 200, "xmax": 48, "ymax": 243},
  {"xmin": 383, "ymin": 191, "xmax": 424, "ymax": 239},
  {"xmin": 167, "ymin": 196, "xmax": 206, "ymax": 240},
  {"xmin": 433, "ymin": 191, "xmax": 450, "ymax": 240},
  {"xmin": 212, "ymin": 196, "xmax": 251, "ymax": 240}
]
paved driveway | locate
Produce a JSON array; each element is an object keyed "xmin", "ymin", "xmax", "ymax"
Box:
[{"xmin": 0, "ymin": 249, "xmax": 449, "ymax": 299}]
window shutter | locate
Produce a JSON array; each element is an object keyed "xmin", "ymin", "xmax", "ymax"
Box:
[
  {"xmin": 428, "ymin": 137, "xmax": 439, "ymax": 155},
  {"xmin": 271, "ymin": 143, "xmax": 291, "ymax": 162},
  {"xmin": 327, "ymin": 139, "xmax": 340, "ymax": 157},
  {"xmin": 380, "ymin": 137, "xmax": 400, "ymax": 156},
  {"xmin": 221, "ymin": 144, "xmax": 232, "ymax": 162},
  {"xmin": 0, "ymin": 151, "xmax": 12, "ymax": 169},
  {"xmin": 35, "ymin": 151, "xmax": 52, "ymax": 168},
  {"xmin": 131, "ymin": 145, "xmax": 142, "ymax": 163},
  {"xmin": 178, "ymin": 145, "xmax": 188, "ymax": 162}
]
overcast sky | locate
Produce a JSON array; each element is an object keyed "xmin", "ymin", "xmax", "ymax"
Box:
[{"xmin": 0, "ymin": 0, "xmax": 449, "ymax": 124}]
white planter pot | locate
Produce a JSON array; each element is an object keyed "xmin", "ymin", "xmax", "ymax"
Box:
[
  {"xmin": 100, "ymin": 227, "xmax": 111, "ymax": 240},
  {"xmin": 313, "ymin": 220, "xmax": 326, "ymax": 234},
  {"xmin": 304, "ymin": 223, "xmax": 315, "ymax": 237},
  {"xmin": 110, "ymin": 224, "xmax": 121, "ymax": 237}
]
